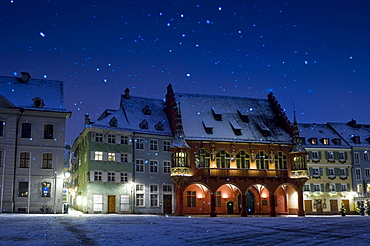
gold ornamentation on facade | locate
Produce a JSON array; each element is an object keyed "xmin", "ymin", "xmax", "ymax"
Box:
[{"xmin": 171, "ymin": 167, "xmax": 191, "ymax": 177}]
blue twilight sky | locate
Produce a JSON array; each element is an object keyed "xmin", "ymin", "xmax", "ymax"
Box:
[{"xmin": 1, "ymin": 0, "xmax": 369, "ymax": 144}]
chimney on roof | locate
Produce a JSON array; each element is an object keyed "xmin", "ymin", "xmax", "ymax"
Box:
[
  {"xmin": 21, "ymin": 72, "xmax": 31, "ymax": 82},
  {"xmin": 124, "ymin": 88, "xmax": 130, "ymax": 99},
  {"xmin": 84, "ymin": 114, "xmax": 91, "ymax": 126},
  {"xmin": 347, "ymin": 119, "xmax": 357, "ymax": 128}
]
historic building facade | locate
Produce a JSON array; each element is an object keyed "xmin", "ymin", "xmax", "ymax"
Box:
[
  {"xmin": 70, "ymin": 89, "xmax": 174, "ymax": 214},
  {"xmin": 328, "ymin": 120, "xmax": 370, "ymax": 207},
  {"xmin": 299, "ymin": 123, "xmax": 354, "ymax": 214},
  {"xmin": 165, "ymin": 84, "xmax": 308, "ymax": 217},
  {"xmin": 0, "ymin": 73, "xmax": 71, "ymax": 213}
]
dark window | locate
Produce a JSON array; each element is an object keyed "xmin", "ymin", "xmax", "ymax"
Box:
[
  {"xmin": 256, "ymin": 151, "xmax": 269, "ymax": 169},
  {"xmin": 41, "ymin": 182, "xmax": 51, "ymax": 197},
  {"xmin": 0, "ymin": 120, "xmax": 4, "ymax": 136},
  {"xmin": 42, "ymin": 153, "xmax": 53, "ymax": 169},
  {"xmin": 44, "ymin": 124, "xmax": 54, "ymax": 139},
  {"xmin": 20, "ymin": 152, "xmax": 30, "ymax": 168},
  {"xmin": 19, "ymin": 182, "xmax": 28, "ymax": 197},
  {"xmin": 21, "ymin": 123, "xmax": 32, "ymax": 138},
  {"xmin": 187, "ymin": 191, "xmax": 196, "ymax": 207}
]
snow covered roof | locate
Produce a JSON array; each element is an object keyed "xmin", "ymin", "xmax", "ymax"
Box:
[
  {"xmin": 91, "ymin": 95, "xmax": 172, "ymax": 136},
  {"xmin": 298, "ymin": 123, "xmax": 350, "ymax": 148},
  {"xmin": 328, "ymin": 120, "xmax": 370, "ymax": 147},
  {"xmin": 0, "ymin": 74, "xmax": 68, "ymax": 112},
  {"xmin": 177, "ymin": 93, "xmax": 293, "ymax": 143}
]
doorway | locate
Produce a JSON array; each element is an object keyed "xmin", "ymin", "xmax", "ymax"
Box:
[
  {"xmin": 330, "ymin": 200, "xmax": 338, "ymax": 213},
  {"xmin": 316, "ymin": 200, "xmax": 323, "ymax": 215},
  {"xmin": 163, "ymin": 195, "xmax": 172, "ymax": 215},
  {"xmin": 227, "ymin": 201, "xmax": 234, "ymax": 214},
  {"xmin": 108, "ymin": 195, "xmax": 116, "ymax": 213}
]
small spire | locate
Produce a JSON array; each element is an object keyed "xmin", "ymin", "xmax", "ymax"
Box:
[{"xmin": 170, "ymin": 97, "xmax": 190, "ymax": 149}]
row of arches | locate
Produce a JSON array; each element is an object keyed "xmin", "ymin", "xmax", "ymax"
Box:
[{"xmin": 180, "ymin": 182, "xmax": 300, "ymax": 216}]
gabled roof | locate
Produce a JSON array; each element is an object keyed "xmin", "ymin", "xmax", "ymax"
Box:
[
  {"xmin": 0, "ymin": 75, "xmax": 68, "ymax": 112},
  {"xmin": 328, "ymin": 120, "xmax": 370, "ymax": 147},
  {"xmin": 90, "ymin": 95, "xmax": 172, "ymax": 136},
  {"xmin": 298, "ymin": 123, "xmax": 350, "ymax": 148},
  {"xmin": 177, "ymin": 93, "xmax": 292, "ymax": 143}
]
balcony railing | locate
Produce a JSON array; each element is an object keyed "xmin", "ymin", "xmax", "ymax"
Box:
[{"xmin": 196, "ymin": 168, "xmax": 288, "ymax": 178}]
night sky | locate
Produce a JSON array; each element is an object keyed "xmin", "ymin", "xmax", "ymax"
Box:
[{"xmin": 1, "ymin": 0, "xmax": 369, "ymax": 144}]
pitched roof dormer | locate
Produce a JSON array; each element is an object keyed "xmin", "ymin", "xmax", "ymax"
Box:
[
  {"xmin": 155, "ymin": 121, "xmax": 164, "ymax": 131},
  {"xmin": 230, "ymin": 120, "xmax": 242, "ymax": 135},
  {"xmin": 202, "ymin": 120, "xmax": 213, "ymax": 134},
  {"xmin": 32, "ymin": 97, "xmax": 44, "ymax": 108},
  {"xmin": 257, "ymin": 122, "xmax": 271, "ymax": 136},
  {"xmin": 109, "ymin": 117, "xmax": 118, "ymax": 127},
  {"xmin": 139, "ymin": 119, "xmax": 148, "ymax": 129},
  {"xmin": 142, "ymin": 105, "xmax": 151, "ymax": 115},
  {"xmin": 211, "ymin": 107, "xmax": 222, "ymax": 121},
  {"xmin": 237, "ymin": 109, "xmax": 249, "ymax": 123}
]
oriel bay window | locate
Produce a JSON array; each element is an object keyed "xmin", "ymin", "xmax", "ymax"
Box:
[
  {"xmin": 236, "ymin": 150, "xmax": 250, "ymax": 169},
  {"xmin": 172, "ymin": 151, "xmax": 188, "ymax": 167},
  {"xmin": 216, "ymin": 149, "xmax": 230, "ymax": 168}
]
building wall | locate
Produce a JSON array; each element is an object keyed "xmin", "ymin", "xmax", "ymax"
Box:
[
  {"xmin": 304, "ymin": 147, "xmax": 354, "ymax": 214},
  {"xmin": 0, "ymin": 109, "xmax": 68, "ymax": 213}
]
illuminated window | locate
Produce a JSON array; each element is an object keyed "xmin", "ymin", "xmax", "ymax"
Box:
[
  {"xmin": 275, "ymin": 151, "xmax": 287, "ymax": 169},
  {"xmin": 322, "ymin": 138, "xmax": 329, "ymax": 145},
  {"xmin": 93, "ymin": 194, "xmax": 103, "ymax": 212},
  {"xmin": 108, "ymin": 152, "xmax": 115, "ymax": 161},
  {"xmin": 196, "ymin": 149, "xmax": 210, "ymax": 168},
  {"xmin": 172, "ymin": 151, "xmax": 188, "ymax": 167},
  {"xmin": 94, "ymin": 151, "xmax": 103, "ymax": 161},
  {"xmin": 236, "ymin": 150, "xmax": 250, "ymax": 169},
  {"xmin": 256, "ymin": 150, "xmax": 268, "ymax": 169},
  {"xmin": 187, "ymin": 191, "xmax": 196, "ymax": 207},
  {"xmin": 19, "ymin": 182, "xmax": 28, "ymax": 197},
  {"xmin": 41, "ymin": 182, "xmax": 51, "ymax": 197},
  {"xmin": 310, "ymin": 138, "xmax": 318, "ymax": 145},
  {"xmin": 42, "ymin": 153, "xmax": 53, "ymax": 169},
  {"xmin": 216, "ymin": 149, "xmax": 230, "ymax": 168}
]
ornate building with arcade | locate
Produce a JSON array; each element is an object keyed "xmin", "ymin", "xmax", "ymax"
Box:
[{"xmin": 165, "ymin": 84, "xmax": 308, "ymax": 217}]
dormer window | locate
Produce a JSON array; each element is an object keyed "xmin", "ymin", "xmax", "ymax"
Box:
[
  {"xmin": 229, "ymin": 120, "xmax": 242, "ymax": 135},
  {"xmin": 309, "ymin": 138, "xmax": 318, "ymax": 145},
  {"xmin": 154, "ymin": 121, "xmax": 164, "ymax": 131},
  {"xmin": 299, "ymin": 137, "xmax": 306, "ymax": 144},
  {"xmin": 142, "ymin": 105, "xmax": 151, "ymax": 115},
  {"xmin": 109, "ymin": 117, "xmax": 118, "ymax": 127},
  {"xmin": 211, "ymin": 107, "xmax": 222, "ymax": 121},
  {"xmin": 32, "ymin": 97, "xmax": 44, "ymax": 108},
  {"xmin": 332, "ymin": 138, "xmax": 342, "ymax": 145},
  {"xmin": 351, "ymin": 136, "xmax": 361, "ymax": 144},
  {"xmin": 321, "ymin": 138, "xmax": 329, "ymax": 145},
  {"xmin": 257, "ymin": 122, "xmax": 271, "ymax": 136},
  {"xmin": 237, "ymin": 109, "xmax": 249, "ymax": 123},
  {"xmin": 202, "ymin": 120, "xmax": 213, "ymax": 134},
  {"xmin": 139, "ymin": 120, "xmax": 148, "ymax": 129}
]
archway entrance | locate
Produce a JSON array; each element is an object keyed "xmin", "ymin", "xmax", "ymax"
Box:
[
  {"xmin": 215, "ymin": 184, "xmax": 241, "ymax": 215},
  {"xmin": 183, "ymin": 184, "xmax": 210, "ymax": 214},
  {"xmin": 275, "ymin": 184, "xmax": 299, "ymax": 215}
]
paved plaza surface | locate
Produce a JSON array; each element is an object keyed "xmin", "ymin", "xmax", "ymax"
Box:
[{"xmin": 0, "ymin": 211, "xmax": 369, "ymax": 246}]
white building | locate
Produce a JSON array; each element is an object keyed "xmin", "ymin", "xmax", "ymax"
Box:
[{"xmin": 0, "ymin": 73, "xmax": 71, "ymax": 213}]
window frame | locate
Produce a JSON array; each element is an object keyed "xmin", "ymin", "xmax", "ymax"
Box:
[
  {"xmin": 42, "ymin": 153, "xmax": 53, "ymax": 169},
  {"xmin": 150, "ymin": 160, "xmax": 158, "ymax": 173},
  {"xmin": 135, "ymin": 138, "xmax": 144, "ymax": 150},
  {"xmin": 21, "ymin": 122, "xmax": 32, "ymax": 138},
  {"xmin": 20, "ymin": 152, "xmax": 30, "ymax": 168},
  {"xmin": 163, "ymin": 140, "xmax": 171, "ymax": 151},
  {"xmin": 135, "ymin": 159, "xmax": 144, "ymax": 172},
  {"xmin": 149, "ymin": 139, "xmax": 158, "ymax": 151},
  {"xmin": 43, "ymin": 124, "xmax": 54, "ymax": 139}
]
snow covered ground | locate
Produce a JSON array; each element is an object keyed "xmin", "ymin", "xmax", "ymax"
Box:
[{"xmin": 0, "ymin": 210, "xmax": 369, "ymax": 246}]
